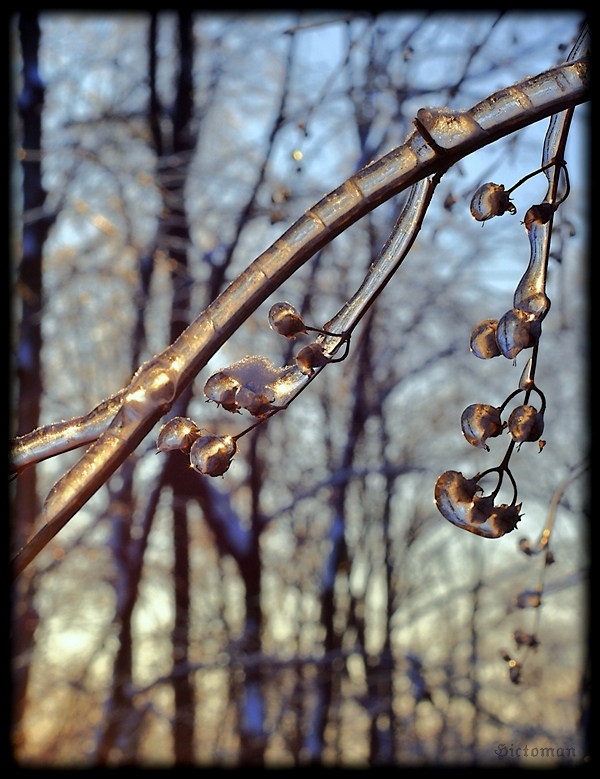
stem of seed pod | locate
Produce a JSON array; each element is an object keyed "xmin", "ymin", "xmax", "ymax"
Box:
[
  {"xmin": 499, "ymin": 387, "xmax": 527, "ymax": 415},
  {"xmin": 503, "ymin": 465, "xmax": 519, "ymax": 505},
  {"xmin": 505, "ymin": 159, "xmax": 568, "ymax": 199},
  {"xmin": 233, "ymin": 417, "xmax": 270, "ymax": 441},
  {"xmin": 325, "ymin": 334, "xmax": 352, "ymax": 363},
  {"xmin": 477, "ymin": 448, "xmax": 518, "ymax": 504},
  {"xmin": 533, "ymin": 385, "xmax": 547, "ymax": 414},
  {"xmin": 306, "ymin": 325, "xmax": 347, "ymax": 338},
  {"xmin": 475, "ymin": 466, "xmax": 503, "ymax": 500}
]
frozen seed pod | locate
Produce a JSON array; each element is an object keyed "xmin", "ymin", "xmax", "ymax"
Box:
[
  {"xmin": 204, "ymin": 372, "xmax": 242, "ymax": 413},
  {"xmin": 470, "ymin": 182, "xmax": 516, "ymax": 222},
  {"xmin": 496, "ymin": 308, "xmax": 541, "ymax": 360},
  {"xmin": 518, "ymin": 537, "xmax": 533, "ymax": 556},
  {"xmin": 512, "ymin": 629, "xmax": 539, "ymax": 649},
  {"xmin": 156, "ymin": 416, "xmax": 200, "ymax": 454},
  {"xmin": 268, "ymin": 301, "xmax": 308, "ymax": 339},
  {"xmin": 460, "ymin": 404, "xmax": 505, "ymax": 451},
  {"xmin": 508, "ymin": 404, "xmax": 544, "ymax": 444},
  {"xmin": 469, "ymin": 319, "xmax": 501, "ymax": 359},
  {"xmin": 482, "ymin": 502, "xmax": 522, "ymax": 537},
  {"xmin": 434, "ymin": 470, "xmax": 482, "ymax": 528},
  {"xmin": 235, "ymin": 386, "xmax": 278, "ymax": 418},
  {"xmin": 508, "ymin": 663, "xmax": 522, "ymax": 685},
  {"xmin": 514, "ymin": 589, "xmax": 542, "ymax": 609},
  {"xmin": 523, "ymin": 202, "xmax": 555, "ymax": 231},
  {"xmin": 206, "ymin": 355, "xmax": 298, "ymax": 417},
  {"xmin": 435, "ymin": 470, "xmax": 520, "ymax": 539},
  {"xmin": 465, "ymin": 494, "xmax": 521, "ymax": 538},
  {"xmin": 296, "ymin": 342, "xmax": 330, "ymax": 375},
  {"xmin": 189, "ymin": 434, "xmax": 237, "ymax": 477}
]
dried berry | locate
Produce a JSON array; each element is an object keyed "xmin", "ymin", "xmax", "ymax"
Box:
[
  {"xmin": 508, "ymin": 404, "xmax": 544, "ymax": 444},
  {"xmin": 470, "ymin": 182, "xmax": 517, "ymax": 222},
  {"xmin": 469, "ymin": 319, "xmax": 502, "ymax": 359},
  {"xmin": 460, "ymin": 403, "xmax": 505, "ymax": 451},
  {"xmin": 189, "ymin": 434, "xmax": 237, "ymax": 477}
]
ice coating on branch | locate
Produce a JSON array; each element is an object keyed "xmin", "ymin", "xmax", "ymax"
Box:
[
  {"xmin": 416, "ymin": 107, "xmax": 485, "ymax": 150},
  {"xmin": 511, "ymin": 205, "xmax": 553, "ymax": 326},
  {"xmin": 204, "ymin": 355, "xmax": 304, "ymax": 417},
  {"xmin": 518, "ymin": 357, "xmax": 535, "ymax": 390}
]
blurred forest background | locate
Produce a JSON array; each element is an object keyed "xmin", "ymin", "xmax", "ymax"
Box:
[{"xmin": 10, "ymin": 11, "xmax": 589, "ymax": 768}]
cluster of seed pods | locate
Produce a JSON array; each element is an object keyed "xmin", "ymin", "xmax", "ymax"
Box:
[
  {"xmin": 435, "ymin": 164, "xmax": 564, "ymax": 538},
  {"xmin": 157, "ymin": 303, "xmax": 348, "ymax": 476},
  {"xmin": 156, "ymin": 415, "xmax": 239, "ymax": 477}
]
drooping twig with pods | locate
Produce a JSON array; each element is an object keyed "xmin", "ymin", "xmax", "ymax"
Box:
[{"xmin": 10, "ymin": 26, "xmax": 589, "ymax": 579}]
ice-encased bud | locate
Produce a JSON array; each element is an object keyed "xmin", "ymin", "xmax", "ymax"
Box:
[
  {"xmin": 512, "ymin": 629, "xmax": 539, "ymax": 649},
  {"xmin": 434, "ymin": 470, "xmax": 521, "ymax": 539},
  {"xmin": 460, "ymin": 404, "xmax": 505, "ymax": 451},
  {"xmin": 189, "ymin": 434, "xmax": 237, "ymax": 477},
  {"xmin": 268, "ymin": 301, "xmax": 308, "ymax": 339},
  {"xmin": 496, "ymin": 308, "xmax": 542, "ymax": 360},
  {"xmin": 483, "ymin": 502, "xmax": 522, "ymax": 537},
  {"xmin": 204, "ymin": 355, "xmax": 300, "ymax": 418},
  {"xmin": 523, "ymin": 203, "xmax": 555, "ymax": 231},
  {"xmin": 295, "ymin": 342, "xmax": 330, "ymax": 375},
  {"xmin": 235, "ymin": 386, "xmax": 277, "ymax": 418},
  {"xmin": 204, "ymin": 372, "xmax": 242, "ymax": 413},
  {"xmin": 470, "ymin": 183, "xmax": 517, "ymax": 222},
  {"xmin": 434, "ymin": 470, "xmax": 482, "ymax": 527},
  {"xmin": 470, "ymin": 319, "xmax": 502, "ymax": 359},
  {"xmin": 157, "ymin": 416, "xmax": 200, "ymax": 454},
  {"xmin": 514, "ymin": 589, "xmax": 542, "ymax": 609},
  {"xmin": 508, "ymin": 404, "xmax": 544, "ymax": 443}
]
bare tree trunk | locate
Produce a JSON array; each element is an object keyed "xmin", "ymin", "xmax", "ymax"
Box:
[
  {"xmin": 163, "ymin": 12, "xmax": 197, "ymax": 764},
  {"xmin": 237, "ymin": 432, "xmax": 268, "ymax": 765},
  {"xmin": 11, "ymin": 11, "xmax": 54, "ymax": 753}
]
